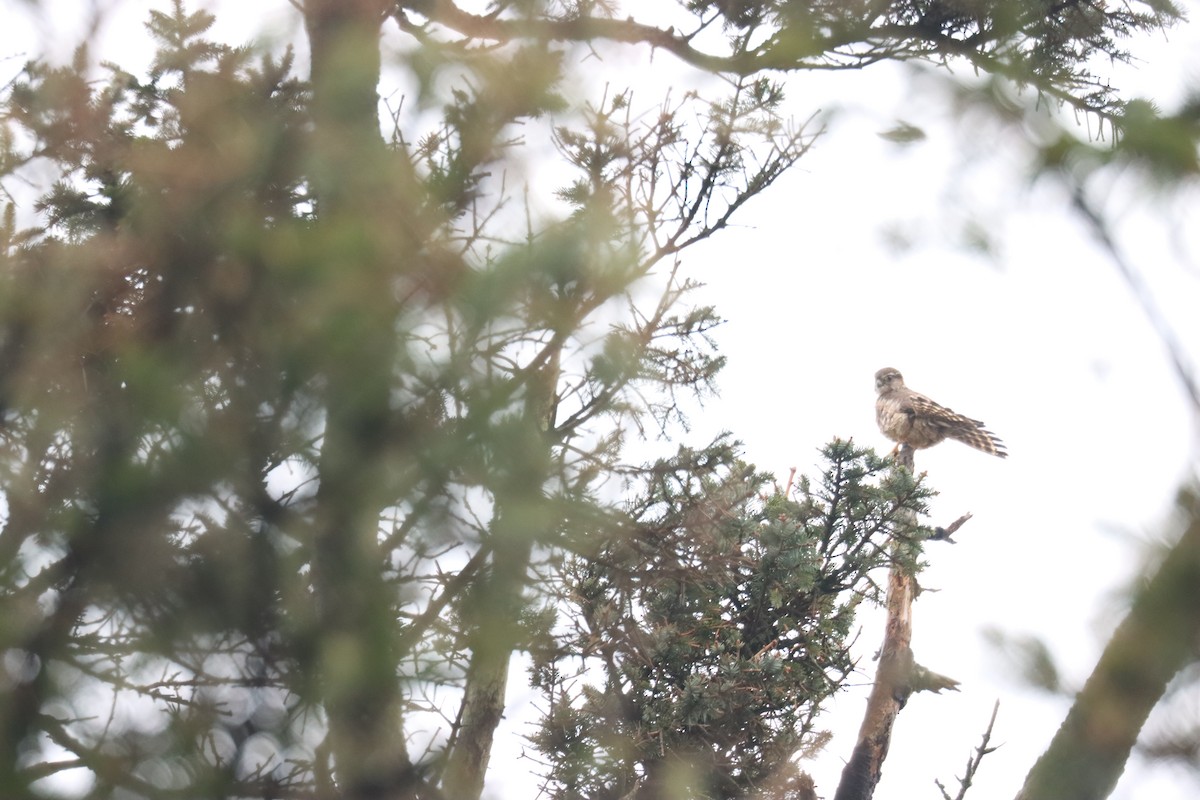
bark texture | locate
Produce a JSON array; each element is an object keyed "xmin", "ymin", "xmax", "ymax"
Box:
[{"xmin": 832, "ymin": 445, "xmax": 919, "ymax": 800}]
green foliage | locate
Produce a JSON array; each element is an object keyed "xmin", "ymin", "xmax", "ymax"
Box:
[
  {"xmin": 0, "ymin": 3, "xmax": 807, "ymax": 797},
  {"xmin": 530, "ymin": 439, "xmax": 934, "ymax": 799},
  {"xmin": 677, "ymin": 1, "xmax": 1181, "ymax": 116},
  {"xmin": 146, "ymin": 0, "xmax": 226, "ymax": 75},
  {"xmin": 0, "ymin": 1, "xmax": 1185, "ymax": 799}
]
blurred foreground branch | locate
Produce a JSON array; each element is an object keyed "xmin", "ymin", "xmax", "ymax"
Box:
[
  {"xmin": 1070, "ymin": 186, "xmax": 1200, "ymax": 416},
  {"xmin": 1016, "ymin": 487, "xmax": 1200, "ymax": 800}
]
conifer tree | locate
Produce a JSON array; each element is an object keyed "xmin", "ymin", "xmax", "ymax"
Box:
[
  {"xmin": 530, "ymin": 440, "xmax": 933, "ymax": 799},
  {"xmin": 0, "ymin": 2, "xmax": 1188, "ymax": 800}
]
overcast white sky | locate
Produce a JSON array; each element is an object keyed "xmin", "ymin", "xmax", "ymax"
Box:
[{"xmin": 4, "ymin": 2, "xmax": 1200, "ymax": 799}]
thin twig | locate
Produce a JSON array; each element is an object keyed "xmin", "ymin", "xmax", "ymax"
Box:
[{"xmin": 936, "ymin": 700, "xmax": 1001, "ymax": 800}]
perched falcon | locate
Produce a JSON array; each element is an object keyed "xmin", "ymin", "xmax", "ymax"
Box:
[{"xmin": 874, "ymin": 367, "xmax": 1007, "ymax": 458}]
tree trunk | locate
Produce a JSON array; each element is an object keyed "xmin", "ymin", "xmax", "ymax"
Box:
[
  {"xmin": 441, "ymin": 536, "xmax": 531, "ymax": 800},
  {"xmin": 305, "ymin": 0, "xmax": 386, "ymax": 149},
  {"xmin": 834, "ymin": 445, "xmax": 961, "ymax": 800},
  {"xmin": 303, "ymin": 3, "xmax": 422, "ymax": 799},
  {"xmin": 442, "ymin": 343, "xmax": 562, "ymax": 800},
  {"xmin": 832, "ymin": 461, "xmax": 917, "ymax": 800}
]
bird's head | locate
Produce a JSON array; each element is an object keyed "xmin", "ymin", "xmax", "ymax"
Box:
[{"xmin": 874, "ymin": 367, "xmax": 904, "ymax": 394}]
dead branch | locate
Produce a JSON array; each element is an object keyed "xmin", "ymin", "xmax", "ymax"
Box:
[
  {"xmin": 832, "ymin": 444, "xmax": 960, "ymax": 800},
  {"xmin": 936, "ymin": 700, "xmax": 1001, "ymax": 800},
  {"xmin": 911, "ymin": 663, "xmax": 962, "ymax": 694},
  {"xmin": 930, "ymin": 512, "xmax": 974, "ymax": 543}
]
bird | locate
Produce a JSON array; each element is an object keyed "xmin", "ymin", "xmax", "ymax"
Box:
[{"xmin": 874, "ymin": 367, "xmax": 1007, "ymax": 458}]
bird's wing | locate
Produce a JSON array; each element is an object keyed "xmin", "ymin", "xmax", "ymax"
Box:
[
  {"xmin": 907, "ymin": 392, "xmax": 981, "ymax": 427},
  {"xmin": 911, "ymin": 393, "xmax": 1006, "ymax": 456}
]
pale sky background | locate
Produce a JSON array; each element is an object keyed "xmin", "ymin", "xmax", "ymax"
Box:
[{"xmin": 3, "ymin": 2, "xmax": 1200, "ymax": 800}]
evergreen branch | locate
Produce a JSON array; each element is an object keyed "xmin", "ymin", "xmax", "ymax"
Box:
[
  {"xmin": 396, "ymin": 545, "xmax": 490, "ymax": 655},
  {"xmin": 392, "ymin": 0, "xmax": 1174, "ymax": 118},
  {"xmin": 393, "ymin": 0, "xmax": 741, "ymax": 75}
]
